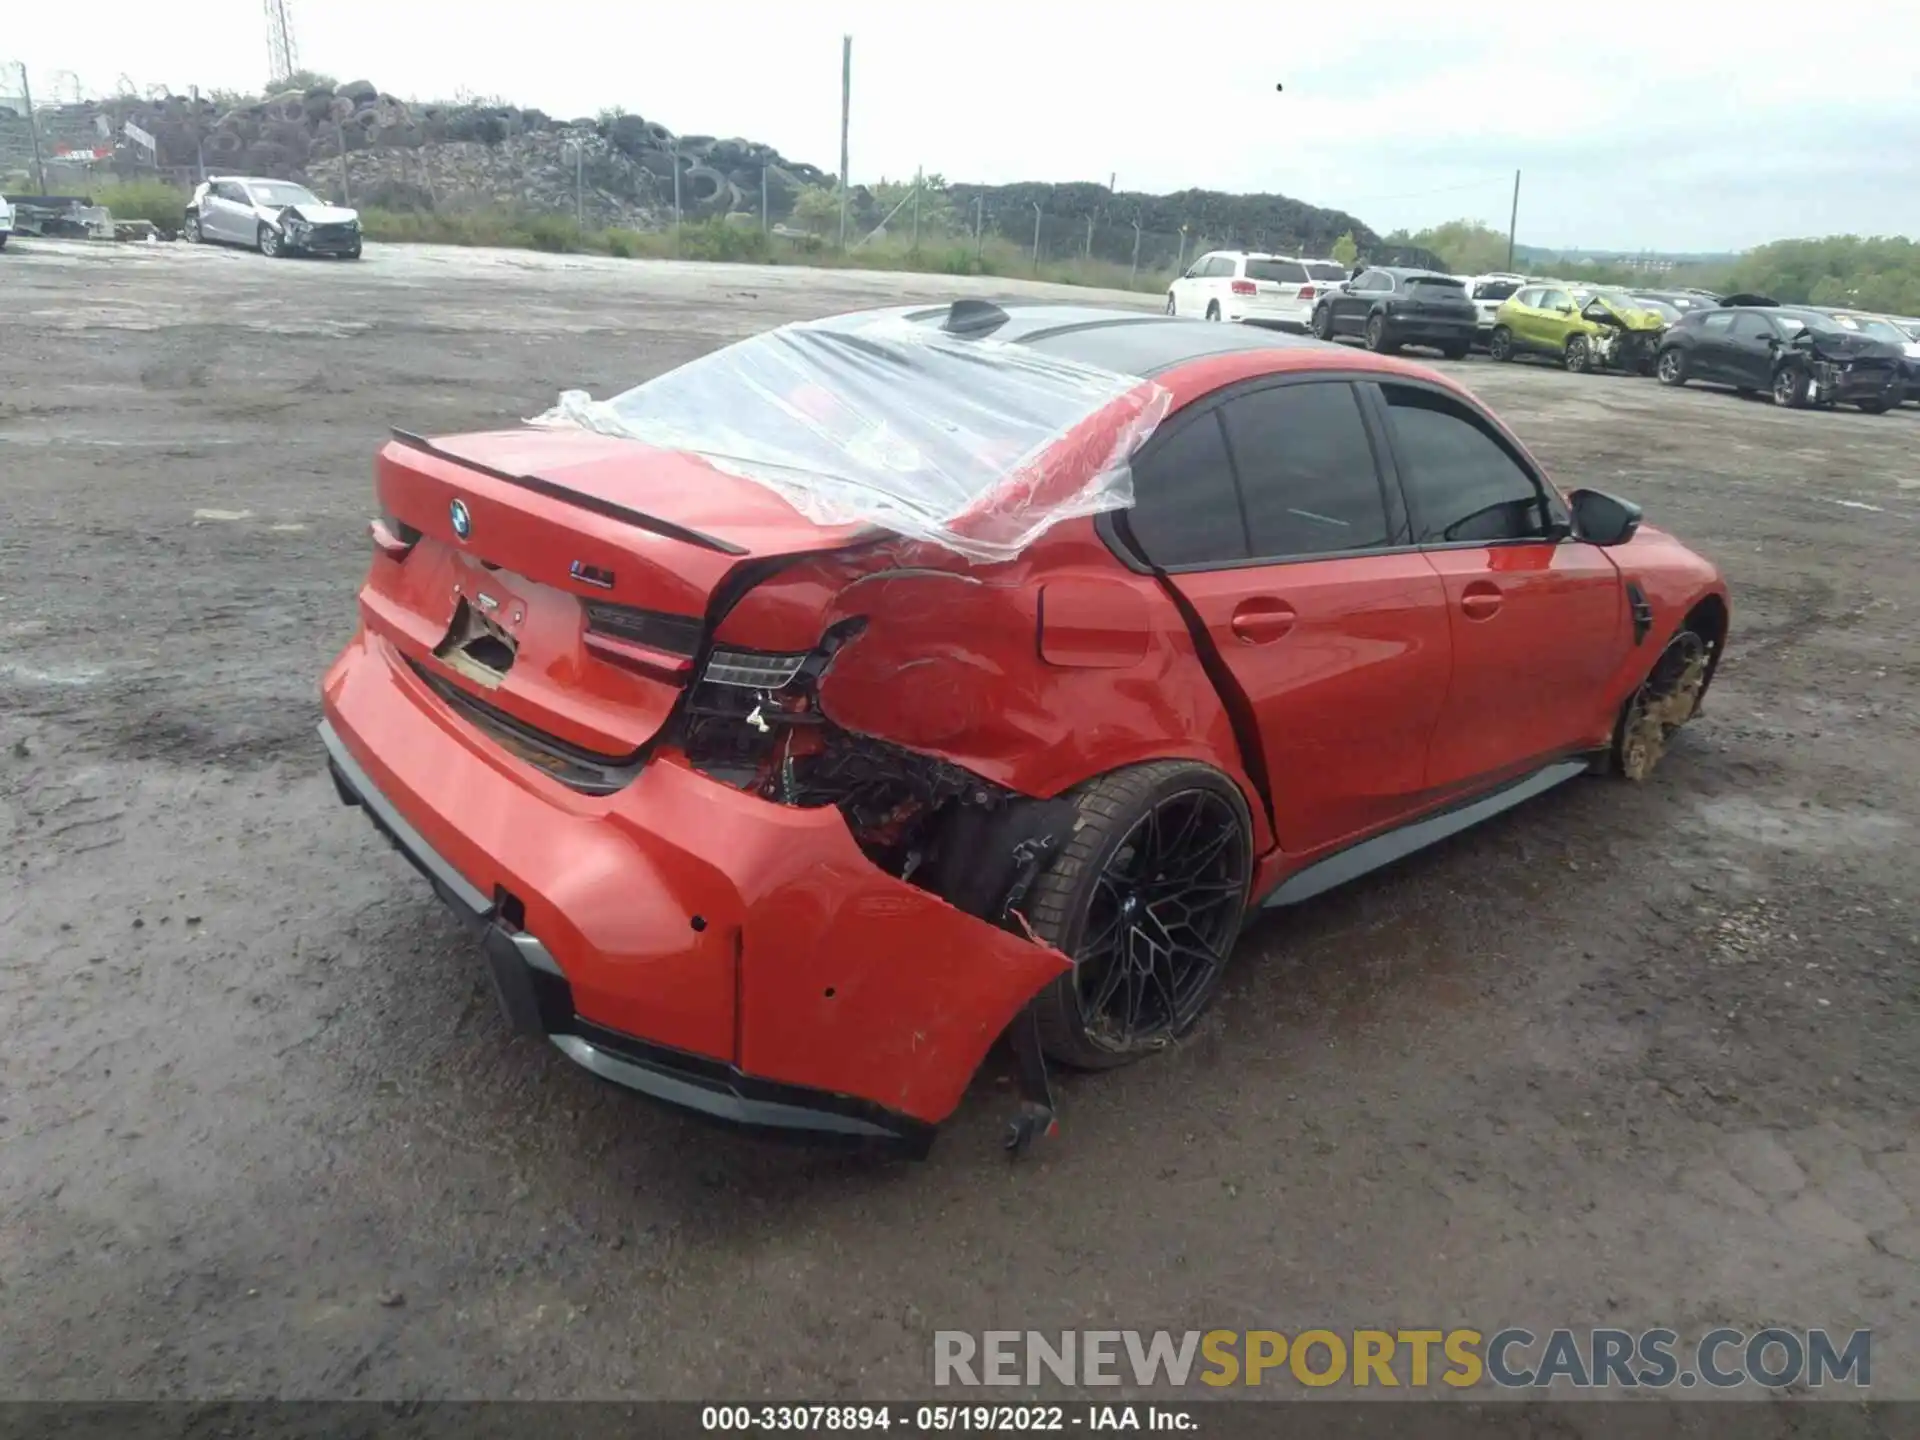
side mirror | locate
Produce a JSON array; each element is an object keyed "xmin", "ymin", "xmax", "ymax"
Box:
[{"xmin": 1569, "ymin": 489, "xmax": 1642, "ymax": 547}]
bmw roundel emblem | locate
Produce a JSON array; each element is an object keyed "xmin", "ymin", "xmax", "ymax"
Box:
[{"xmin": 449, "ymin": 498, "xmax": 472, "ymax": 540}]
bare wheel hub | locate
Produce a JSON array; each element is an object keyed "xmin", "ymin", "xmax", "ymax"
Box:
[{"xmin": 1621, "ymin": 632, "xmax": 1708, "ymax": 781}]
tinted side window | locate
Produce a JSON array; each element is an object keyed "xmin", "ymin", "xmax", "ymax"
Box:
[
  {"xmin": 1540, "ymin": 289, "xmax": 1571, "ymax": 311},
  {"xmin": 1203, "ymin": 256, "xmax": 1233, "ymax": 278},
  {"xmin": 1383, "ymin": 386, "xmax": 1550, "ymax": 545},
  {"xmin": 1700, "ymin": 312, "xmax": 1734, "ymax": 334},
  {"xmin": 1731, "ymin": 313, "xmax": 1774, "ymax": 342},
  {"xmin": 1354, "ymin": 270, "xmax": 1386, "ymax": 291},
  {"xmin": 1125, "ymin": 411, "xmax": 1248, "ymax": 568},
  {"xmin": 1219, "ymin": 383, "xmax": 1388, "ymax": 560},
  {"xmin": 1513, "ymin": 288, "xmax": 1540, "ymax": 307}
]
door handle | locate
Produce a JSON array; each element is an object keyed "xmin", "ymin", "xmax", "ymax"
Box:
[
  {"xmin": 1230, "ymin": 599, "xmax": 1296, "ymax": 644},
  {"xmin": 1460, "ymin": 583, "xmax": 1502, "ymax": 621}
]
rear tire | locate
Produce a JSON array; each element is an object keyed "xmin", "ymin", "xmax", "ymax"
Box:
[
  {"xmin": 1656, "ymin": 347, "xmax": 1688, "ymax": 386},
  {"xmin": 1204, "ymin": 301, "xmax": 1221, "ymax": 322},
  {"xmin": 1165, "ymin": 292, "xmax": 1177, "ymax": 315},
  {"xmin": 1489, "ymin": 326, "xmax": 1514, "ymax": 362},
  {"xmin": 1025, "ymin": 762, "xmax": 1253, "ymax": 1071},
  {"xmin": 1312, "ymin": 305, "xmax": 1335, "ymax": 341},
  {"xmin": 1857, "ymin": 396, "xmax": 1890, "ymax": 414}
]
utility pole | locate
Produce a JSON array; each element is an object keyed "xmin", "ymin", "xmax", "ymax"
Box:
[
  {"xmin": 1506, "ymin": 169, "xmax": 1521, "ymax": 272},
  {"xmin": 334, "ymin": 119, "xmax": 352, "ymax": 207},
  {"xmin": 1030, "ymin": 200, "xmax": 1042, "ymax": 274},
  {"xmin": 573, "ymin": 140, "xmax": 585, "ymax": 230},
  {"xmin": 838, "ymin": 34, "xmax": 852, "ymax": 251},
  {"xmin": 20, "ymin": 64, "xmax": 46, "ymax": 194},
  {"xmin": 1129, "ymin": 218, "xmax": 1142, "ymax": 288},
  {"xmin": 911, "ymin": 165, "xmax": 922, "ymax": 251},
  {"xmin": 1084, "ymin": 213, "xmax": 1094, "ymax": 260},
  {"xmin": 761, "ymin": 165, "xmax": 770, "ymax": 233},
  {"xmin": 974, "ymin": 196, "xmax": 983, "ymax": 258}
]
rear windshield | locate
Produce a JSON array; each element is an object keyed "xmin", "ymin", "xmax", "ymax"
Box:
[
  {"xmin": 529, "ymin": 314, "xmax": 1172, "ymax": 562},
  {"xmin": 1246, "ymin": 259, "xmax": 1309, "ymax": 283},
  {"xmin": 1408, "ymin": 276, "xmax": 1466, "ymax": 292},
  {"xmin": 1471, "ymin": 280, "xmax": 1521, "ymax": 301},
  {"xmin": 1304, "ymin": 261, "xmax": 1348, "ymax": 282}
]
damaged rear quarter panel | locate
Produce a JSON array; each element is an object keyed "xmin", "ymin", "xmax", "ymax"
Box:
[{"xmin": 785, "ymin": 523, "xmax": 1269, "ymax": 845}]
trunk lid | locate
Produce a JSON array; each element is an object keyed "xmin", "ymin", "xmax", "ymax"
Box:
[{"xmin": 364, "ymin": 429, "xmax": 869, "ymax": 760}]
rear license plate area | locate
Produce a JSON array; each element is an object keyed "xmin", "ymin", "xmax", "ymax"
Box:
[{"xmin": 434, "ymin": 597, "xmax": 517, "ymax": 687}]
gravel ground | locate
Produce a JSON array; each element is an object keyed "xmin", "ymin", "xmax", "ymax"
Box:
[{"xmin": 2, "ymin": 238, "xmax": 1916, "ymax": 1401}]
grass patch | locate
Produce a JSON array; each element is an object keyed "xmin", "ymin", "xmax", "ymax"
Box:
[{"xmin": 92, "ymin": 177, "xmax": 193, "ymax": 231}]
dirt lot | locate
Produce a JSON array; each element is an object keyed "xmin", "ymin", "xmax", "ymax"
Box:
[{"xmin": 3, "ymin": 238, "xmax": 1917, "ymax": 1402}]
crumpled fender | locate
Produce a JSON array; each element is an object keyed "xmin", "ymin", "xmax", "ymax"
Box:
[
  {"xmin": 780, "ymin": 530, "xmax": 1271, "ymax": 847},
  {"xmin": 627, "ymin": 756, "xmax": 1071, "ymax": 1124}
]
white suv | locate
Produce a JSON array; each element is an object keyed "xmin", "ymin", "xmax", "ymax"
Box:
[
  {"xmin": 1167, "ymin": 251, "xmax": 1350, "ymax": 329},
  {"xmin": 1457, "ymin": 273, "xmax": 1530, "ymax": 343}
]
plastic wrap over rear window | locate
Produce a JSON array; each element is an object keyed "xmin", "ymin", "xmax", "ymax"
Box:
[{"xmin": 528, "ymin": 314, "xmax": 1171, "ymax": 563}]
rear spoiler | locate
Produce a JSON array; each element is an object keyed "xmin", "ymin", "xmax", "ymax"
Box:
[{"xmin": 389, "ymin": 429, "xmax": 749, "ymax": 557}]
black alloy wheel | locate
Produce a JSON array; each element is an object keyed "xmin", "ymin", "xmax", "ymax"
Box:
[{"xmin": 1027, "ymin": 763, "xmax": 1252, "ymax": 1069}]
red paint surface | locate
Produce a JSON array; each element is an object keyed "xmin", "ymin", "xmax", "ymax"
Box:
[
  {"xmin": 322, "ymin": 628, "xmax": 1066, "ymax": 1124},
  {"xmin": 326, "ymin": 342, "xmax": 1728, "ymax": 1131}
]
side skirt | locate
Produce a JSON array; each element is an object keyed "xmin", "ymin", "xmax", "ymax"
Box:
[{"xmin": 1261, "ymin": 758, "xmax": 1590, "ymax": 910}]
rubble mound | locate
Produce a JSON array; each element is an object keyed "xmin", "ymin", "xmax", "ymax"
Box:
[{"xmin": 72, "ymin": 82, "xmax": 828, "ymax": 224}]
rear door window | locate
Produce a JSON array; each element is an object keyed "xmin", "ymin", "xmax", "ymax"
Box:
[
  {"xmin": 1246, "ymin": 259, "xmax": 1309, "ymax": 284},
  {"xmin": 1700, "ymin": 312, "xmax": 1735, "ymax": 335},
  {"xmin": 1218, "ymin": 383, "xmax": 1389, "ymax": 560},
  {"xmin": 1381, "ymin": 385, "xmax": 1553, "ymax": 545},
  {"xmin": 1124, "ymin": 411, "xmax": 1249, "ymax": 568}
]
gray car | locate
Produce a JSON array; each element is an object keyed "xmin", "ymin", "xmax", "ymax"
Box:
[{"xmin": 183, "ymin": 176, "xmax": 363, "ymax": 259}]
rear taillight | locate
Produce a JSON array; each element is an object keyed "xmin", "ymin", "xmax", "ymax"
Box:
[
  {"xmin": 1299, "ymin": 285, "xmax": 1317, "ymax": 300},
  {"xmin": 702, "ymin": 649, "xmax": 808, "ymax": 689},
  {"xmin": 582, "ymin": 601, "xmax": 702, "ymax": 678},
  {"xmin": 1230, "ymin": 279, "xmax": 1257, "ymax": 297},
  {"xmin": 370, "ymin": 514, "xmax": 420, "ymax": 560}
]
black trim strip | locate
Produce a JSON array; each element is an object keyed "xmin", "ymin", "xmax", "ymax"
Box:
[
  {"xmin": 1260, "ymin": 758, "xmax": 1588, "ymax": 909},
  {"xmin": 389, "ymin": 428, "xmax": 750, "ymax": 557}
]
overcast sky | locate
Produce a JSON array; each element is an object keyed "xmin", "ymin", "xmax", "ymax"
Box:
[{"xmin": 8, "ymin": 0, "xmax": 1918, "ymax": 252}]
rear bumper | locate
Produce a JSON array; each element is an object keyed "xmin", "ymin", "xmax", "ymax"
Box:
[
  {"xmin": 1384, "ymin": 316, "xmax": 1477, "ymax": 346},
  {"xmin": 320, "ymin": 628, "xmax": 1067, "ymax": 1147},
  {"xmin": 1232, "ymin": 299, "xmax": 1313, "ymax": 329}
]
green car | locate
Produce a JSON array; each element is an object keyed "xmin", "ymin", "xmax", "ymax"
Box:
[{"xmin": 1488, "ymin": 284, "xmax": 1669, "ymax": 374}]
